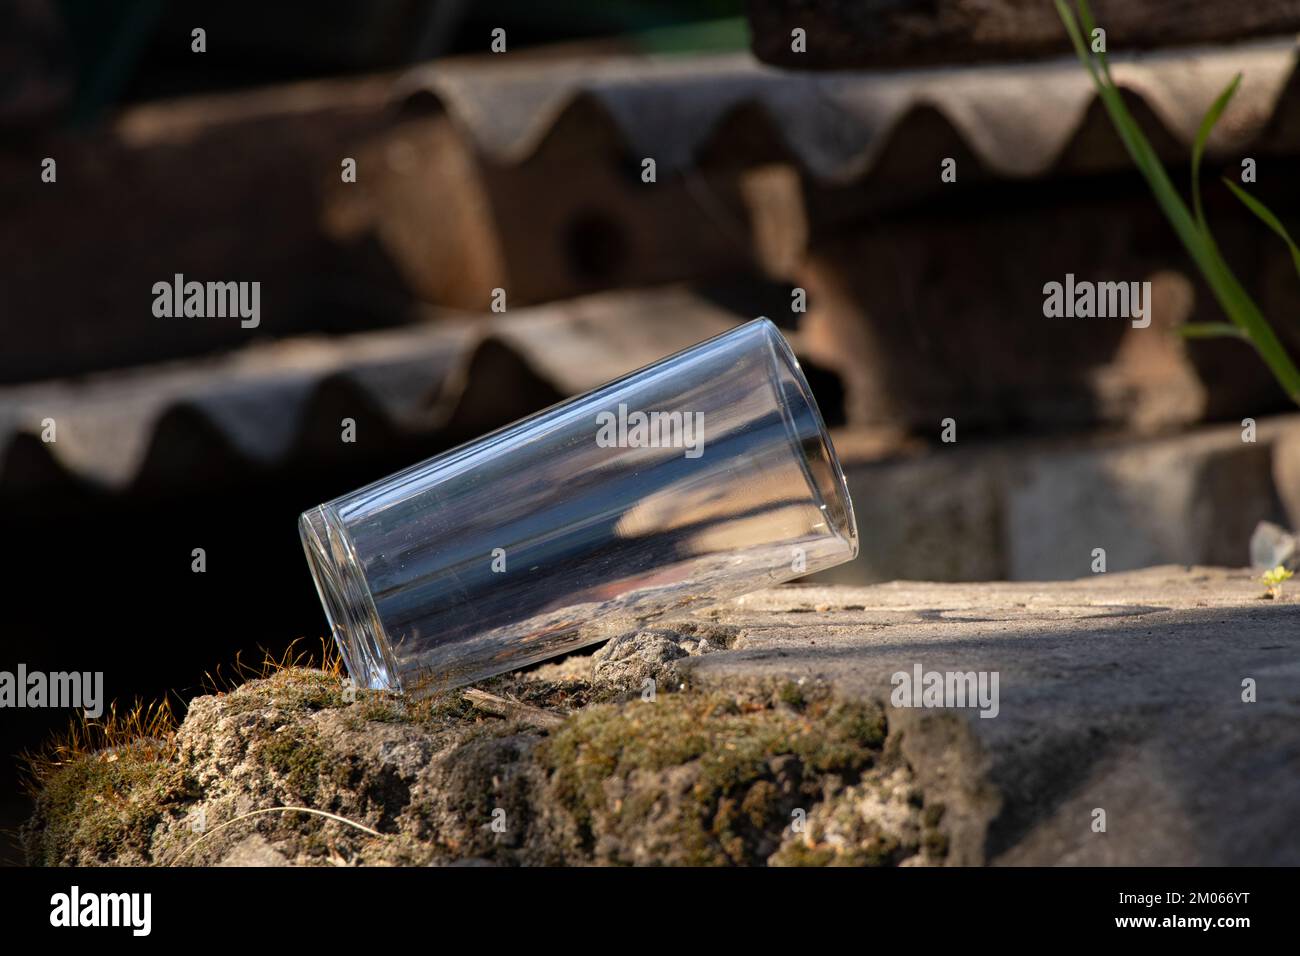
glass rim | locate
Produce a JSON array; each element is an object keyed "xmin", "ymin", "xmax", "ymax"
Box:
[
  {"xmin": 299, "ymin": 503, "xmax": 402, "ymax": 692},
  {"xmin": 758, "ymin": 318, "xmax": 859, "ymax": 558}
]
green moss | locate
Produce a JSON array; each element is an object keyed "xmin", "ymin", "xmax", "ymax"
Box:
[
  {"xmin": 539, "ymin": 689, "xmax": 887, "ymax": 865},
  {"xmin": 218, "ymin": 668, "xmax": 350, "ymax": 717},
  {"xmin": 922, "ymin": 802, "xmax": 946, "ymax": 828},
  {"xmin": 740, "ymin": 779, "xmax": 780, "ymax": 828},
  {"xmin": 277, "ymin": 668, "xmax": 350, "ymax": 708},
  {"xmin": 770, "ymin": 822, "xmax": 902, "ymax": 868},
  {"xmin": 772, "ymin": 831, "xmax": 901, "ymax": 867},
  {"xmin": 777, "ymin": 681, "xmax": 806, "ymax": 710},
  {"xmin": 24, "ymin": 745, "xmax": 188, "ymax": 865},
  {"xmin": 477, "ymin": 674, "xmax": 593, "ymax": 713},
  {"xmin": 859, "ymin": 832, "xmax": 901, "ymax": 866},
  {"xmin": 770, "ymin": 841, "xmax": 840, "ymax": 867},
  {"xmin": 355, "ymin": 692, "xmax": 409, "ymax": 723},
  {"xmin": 406, "ymin": 690, "xmax": 476, "ymax": 725},
  {"xmin": 923, "ymin": 828, "xmax": 950, "ymax": 859},
  {"xmin": 259, "ymin": 728, "xmax": 328, "ymax": 802}
]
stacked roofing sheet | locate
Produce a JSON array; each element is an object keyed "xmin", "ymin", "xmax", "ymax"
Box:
[{"xmin": 8, "ymin": 37, "xmax": 1300, "ymax": 495}]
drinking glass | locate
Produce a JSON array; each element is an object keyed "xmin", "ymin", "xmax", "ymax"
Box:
[{"xmin": 300, "ymin": 318, "xmax": 857, "ymax": 696}]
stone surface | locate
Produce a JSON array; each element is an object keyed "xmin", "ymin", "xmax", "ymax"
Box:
[
  {"xmin": 694, "ymin": 567, "xmax": 1300, "ymax": 865},
  {"xmin": 24, "ymin": 567, "xmax": 1299, "ymax": 866}
]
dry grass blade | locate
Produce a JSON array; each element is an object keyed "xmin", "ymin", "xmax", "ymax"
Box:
[
  {"xmin": 162, "ymin": 806, "xmax": 384, "ymax": 866},
  {"xmin": 23, "ymin": 636, "xmax": 344, "ymax": 796},
  {"xmin": 202, "ymin": 635, "xmax": 343, "ymax": 696},
  {"xmin": 19, "ymin": 698, "xmax": 179, "ymax": 795}
]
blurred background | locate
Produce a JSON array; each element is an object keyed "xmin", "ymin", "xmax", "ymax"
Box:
[{"xmin": 3, "ymin": 0, "xmax": 1300, "ymax": 860}]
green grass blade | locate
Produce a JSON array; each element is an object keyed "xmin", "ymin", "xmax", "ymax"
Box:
[
  {"xmin": 1076, "ymin": 0, "xmax": 1115, "ymax": 86},
  {"xmin": 1192, "ymin": 74, "xmax": 1242, "ymax": 231},
  {"xmin": 1055, "ymin": 1, "xmax": 1300, "ymax": 404},
  {"xmin": 1224, "ymin": 178, "xmax": 1300, "ymax": 278},
  {"xmin": 1054, "ymin": 0, "xmax": 1102, "ymax": 86},
  {"xmin": 1177, "ymin": 322, "xmax": 1248, "ymax": 339}
]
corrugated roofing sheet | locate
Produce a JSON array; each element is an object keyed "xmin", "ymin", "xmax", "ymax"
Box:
[
  {"xmin": 0, "ymin": 287, "xmax": 743, "ymax": 494},
  {"xmin": 398, "ymin": 37, "xmax": 1300, "ymax": 183}
]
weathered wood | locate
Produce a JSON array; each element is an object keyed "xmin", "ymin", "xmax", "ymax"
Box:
[
  {"xmin": 462, "ymin": 688, "xmax": 565, "ymax": 729},
  {"xmin": 747, "ymin": 0, "xmax": 1300, "ymax": 69}
]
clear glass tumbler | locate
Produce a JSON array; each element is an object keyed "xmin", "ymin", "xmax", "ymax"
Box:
[{"xmin": 300, "ymin": 318, "xmax": 857, "ymax": 696}]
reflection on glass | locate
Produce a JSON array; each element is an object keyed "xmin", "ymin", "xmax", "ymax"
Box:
[{"xmin": 301, "ymin": 318, "xmax": 857, "ymax": 696}]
